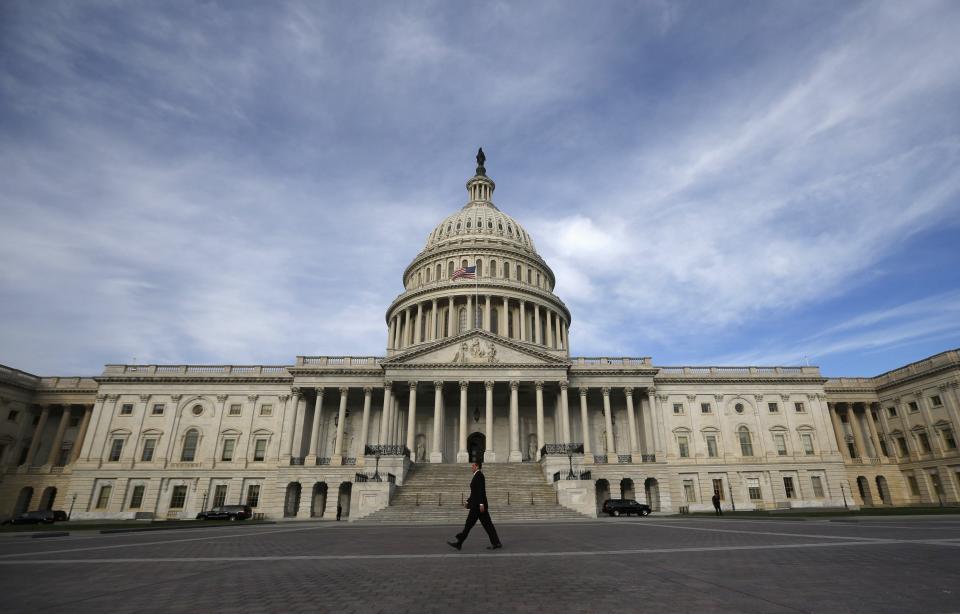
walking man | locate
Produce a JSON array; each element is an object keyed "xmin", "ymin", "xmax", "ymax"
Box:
[
  {"xmin": 448, "ymin": 462, "xmax": 502, "ymax": 551},
  {"xmin": 712, "ymin": 491, "xmax": 722, "ymax": 516}
]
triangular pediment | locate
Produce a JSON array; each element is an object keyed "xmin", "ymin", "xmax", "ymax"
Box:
[{"xmin": 383, "ymin": 329, "xmax": 569, "ymax": 367}]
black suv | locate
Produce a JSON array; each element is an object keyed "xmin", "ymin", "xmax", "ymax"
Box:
[
  {"xmin": 196, "ymin": 505, "xmax": 253, "ymax": 521},
  {"xmin": 602, "ymin": 499, "xmax": 652, "ymax": 517},
  {"xmin": 3, "ymin": 510, "xmax": 65, "ymax": 525}
]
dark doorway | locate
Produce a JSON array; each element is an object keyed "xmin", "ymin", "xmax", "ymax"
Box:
[
  {"xmin": 284, "ymin": 482, "xmax": 302, "ymax": 518},
  {"xmin": 467, "ymin": 432, "xmax": 486, "ymax": 463},
  {"xmin": 39, "ymin": 487, "xmax": 57, "ymax": 511}
]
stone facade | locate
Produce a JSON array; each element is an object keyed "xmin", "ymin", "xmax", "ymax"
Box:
[{"xmin": 2, "ymin": 157, "xmax": 958, "ymax": 520}]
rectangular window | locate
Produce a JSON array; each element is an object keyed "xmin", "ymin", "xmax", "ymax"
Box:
[
  {"xmin": 774, "ymin": 434, "xmax": 788, "ymax": 456},
  {"xmin": 260, "ymin": 404, "xmax": 273, "ymax": 417},
  {"xmin": 783, "ymin": 477, "xmax": 795, "ymax": 499},
  {"xmin": 930, "ymin": 473, "xmax": 943, "ymax": 496},
  {"xmin": 897, "ymin": 437, "xmax": 909, "ymax": 456},
  {"xmin": 229, "ymin": 404, "xmax": 242, "ymax": 416},
  {"xmin": 810, "ymin": 476, "xmax": 824, "ymax": 498},
  {"xmin": 907, "ymin": 475, "xmax": 920, "ymax": 496},
  {"xmin": 700, "ymin": 403, "xmax": 711, "ymax": 414},
  {"xmin": 879, "ymin": 438, "xmax": 889, "ymax": 457},
  {"xmin": 794, "ymin": 402, "xmax": 805, "ymax": 413},
  {"xmin": 169, "ymin": 485, "xmax": 187, "ymax": 509},
  {"xmin": 739, "ymin": 430, "xmax": 753, "ymax": 456},
  {"xmin": 712, "ymin": 478, "xmax": 724, "ymax": 500},
  {"xmin": 108, "ymin": 438, "xmax": 124, "ymax": 462},
  {"xmin": 120, "ymin": 403, "xmax": 134, "ymax": 415},
  {"xmin": 801, "ymin": 433, "xmax": 815, "ymax": 455},
  {"xmin": 918, "ymin": 432, "xmax": 931, "ymax": 453},
  {"xmin": 221, "ymin": 439, "xmax": 236, "ymax": 461},
  {"xmin": 129, "ymin": 485, "xmax": 145, "ymax": 509},
  {"xmin": 673, "ymin": 403, "xmax": 683, "ymax": 415},
  {"xmin": 246, "ymin": 484, "xmax": 261, "ymax": 508},
  {"xmin": 706, "ymin": 435, "xmax": 718, "ymax": 458},
  {"xmin": 942, "ymin": 428, "xmax": 957, "ymax": 450},
  {"xmin": 683, "ymin": 479, "xmax": 697, "ymax": 503},
  {"xmin": 141, "ymin": 438, "xmax": 156, "ymax": 462},
  {"xmin": 747, "ymin": 478, "xmax": 762, "ymax": 500},
  {"xmin": 253, "ymin": 439, "xmax": 267, "ymax": 461},
  {"xmin": 931, "ymin": 395, "xmax": 943, "ymax": 407},
  {"xmin": 908, "ymin": 401, "xmax": 919, "ymax": 412},
  {"xmin": 95, "ymin": 485, "xmax": 112, "ymax": 509},
  {"xmin": 768, "ymin": 402, "xmax": 779, "ymax": 413},
  {"xmin": 213, "ymin": 484, "xmax": 228, "ymax": 508},
  {"xmin": 6, "ymin": 409, "xmax": 18, "ymax": 421},
  {"xmin": 887, "ymin": 406, "xmax": 897, "ymax": 417},
  {"xmin": 151, "ymin": 404, "xmax": 164, "ymax": 416},
  {"xmin": 677, "ymin": 436, "xmax": 690, "ymax": 458}
]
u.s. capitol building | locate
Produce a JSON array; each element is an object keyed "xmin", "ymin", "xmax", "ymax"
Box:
[{"xmin": 2, "ymin": 153, "xmax": 959, "ymax": 521}]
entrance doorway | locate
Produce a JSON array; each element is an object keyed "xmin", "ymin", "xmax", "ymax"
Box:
[
  {"xmin": 284, "ymin": 482, "xmax": 301, "ymax": 518},
  {"xmin": 467, "ymin": 432, "xmax": 486, "ymax": 463},
  {"xmin": 645, "ymin": 478, "xmax": 661, "ymax": 512}
]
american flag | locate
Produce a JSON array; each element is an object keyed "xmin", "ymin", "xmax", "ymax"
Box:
[{"xmin": 452, "ymin": 265, "xmax": 476, "ymax": 280}]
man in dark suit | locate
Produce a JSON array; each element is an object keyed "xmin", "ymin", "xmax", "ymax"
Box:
[{"xmin": 448, "ymin": 462, "xmax": 502, "ymax": 551}]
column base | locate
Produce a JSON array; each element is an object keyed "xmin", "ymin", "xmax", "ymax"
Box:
[
  {"xmin": 456, "ymin": 451, "xmax": 469, "ymax": 463},
  {"xmin": 331, "ymin": 455, "xmax": 343, "ymax": 466},
  {"xmin": 304, "ymin": 455, "xmax": 317, "ymax": 466},
  {"xmin": 630, "ymin": 453, "xmax": 642, "ymax": 464},
  {"xmin": 483, "ymin": 450, "xmax": 496, "ymax": 463},
  {"xmin": 429, "ymin": 452, "xmax": 443, "ymax": 463},
  {"xmin": 508, "ymin": 450, "xmax": 522, "ymax": 462},
  {"xmin": 583, "ymin": 453, "xmax": 594, "ymax": 464}
]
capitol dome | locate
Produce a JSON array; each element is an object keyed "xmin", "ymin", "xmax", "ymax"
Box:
[{"xmin": 423, "ymin": 194, "xmax": 538, "ymax": 255}]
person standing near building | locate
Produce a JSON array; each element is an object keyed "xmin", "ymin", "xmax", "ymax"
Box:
[
  {"xmin": 448, "ymin": 462, "xmax": 502, "ymax": 551},
  {"xmin": 712, "ymin": 491, "xmax": 722, "ymax": 516}
]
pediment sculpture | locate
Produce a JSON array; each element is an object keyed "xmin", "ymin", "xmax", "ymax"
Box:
[{"xmin": 452, "ymin": 339, "xmax": 499, "ymax": 364}]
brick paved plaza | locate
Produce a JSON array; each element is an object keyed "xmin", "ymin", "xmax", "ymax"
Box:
[{"xmin": 1, "ymin": 516, "xmax": 959, "ymax": 613}]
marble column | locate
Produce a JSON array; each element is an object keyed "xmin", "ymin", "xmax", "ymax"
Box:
[
  {"xmin": 508, "ymin": 381, "xmax": 522, "ymax": 462},
  {"xmin": 625, "ymin": 387, "xmax": 639, "ymax": 461},
  {"xmin": 70, "ymin": 405, "xmax": 93, "ymax": 464},
  {"xmin": 430, "ymin": 381, "xmax": 442, "ymax": 462},
  {"xmin": 358, "ymin": 387, "xmax": 372, "ymax": 462},
  {"xmin": 407, "ymin": 381, "xmax": 417, "ymax": 458},
  {"xmin": 484, "ymin": 380, "xmax": 495, "ymax": 462},
  {"xmin": 559, "ymin": 381, "xmax": 571, "ymax": 443},
  {"xmin": 284, "ymin": 388, "xmax": 304, "ymax": 458},
  {"xmin": 555, "ymin": 316, "xmax": 563, "ymax": 350},
  {"xmin": 414, "ymin": 303, "xmax": 423, "ymax": 344},
  {"xmin": 847, "ymin": 403, "xmax": 866, "ymax": 458},
  {"xmin": 402, "ymin": 308, "xmax": 410, "ymax": 348},
  {"xmin": 579, "ymin": 388, "xmax": 593, "ymax": 463},
  {"xmin": 466, "ymin": 295, "xmax": 473, "ymax": 330},
  {"xmin": 641, "ymin": 392, "xmax": 654, "ymax": 456},
  {"xmin": 332, "ymin": 387, "xmax": 349, "ymax": 465},
  {"xmin": 447, "ymin": 297, "xmax": 455, "ymax": 337},
  {"xmin": 502, "ymin": 296, "xmax": 509, "ymax": 338},
  {"xmin": 388, "ymin": 317, "xmax": 396, "ymax": 349},
  {"xmin": 24, "ymin": 405, "xmax": 50, "ymax": 466},
  {"xmin": 45, "ymin": 405, "xmax": 72, "ymax": 466},
  {"xmin": 602, "ymin": 387, "xmax": 615, "ymax": 457},
  {"xmin": 519, "ymin": 301, "xmax": 526, "ymax": 342},
  {"xmin": 379, "ymin": 382, "xmax": 392, "ymax": 445},
  {"xmin": 308, "ymin": 388, "xmax": 325, "ymax": 459},
  {"xmin": 457, "ymin": 380, "xmax": 469, "ymax": 462},
  {"xmin": 828, "ymin": 403, "xmax": 848, "ymax": 457},
  {"xmin": 546, "ymin": 310, "xmax": 554, "ymax": 348},
  {"xmin": 484, "ymin": 296, "xmax": 491, "ymax": 332},
  {"xmin": 534, "ymin": 304, "xmax": 541, "ymax": 344},
  {"xmin": 864, "ymin": 403, "xmax": 883, "ymax": 459},
  {"xmin": 430, "ymin": 299, "xmax": 438, "ymax": 341},
  {"xmin": 535, "ymin": 381, "xmax": 545, "ymax": 461}
]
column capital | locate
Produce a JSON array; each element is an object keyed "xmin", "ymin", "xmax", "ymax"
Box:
[
  {"xmin": 559, "ymin": 380, "xmax": 569, "ymax": 391},
  {"xmin": 714, "ymin": 394, "xmax": 724, "ymax": 402},
  {"xmin": 106, "ymin": 394, "xmax": 120, "ymax": 401},
  {"xmin": 216, "ymin": 394, "xmax": 228, "ymax": 403},
  {"xmin": 96, "ymin": 394, "xmax": 107, "ymax": 402},
  {"xmin": 458, "ymin": 380, "xmax": 469, "ymax": 390},
  {"xmin": 578, "ymin": 387, "xmax": 588, "ymax": 397},
  {"xmin": 780, "ymin": 393, "xmax": 790, "ymax": 402},
  {"xmin": 509, "ymin": 380, "xmax": 519, "ymax": 391},
  {"xmin": 315, "ymin": 385, "xmax": 325, "ymax": 393},
  {"xmin": 601, "ymin": 386, "xmax": 610, "ymax": 396},
  {"xmin": 647, "ymin": 386, "xmax": 656, "ymax": 395},
  {"xmin": 291, "ymin": 387, "xmax": 302, "ymax": 396},
  {"xmin": 938, "ymin": 383, "xmax": 949, "ymax": 392},
  {"xmin": 484, "ymin": 380, "xmax": 494, "ymax": 390},
  {"xmin": 170, "ymin": 394, "xmax": 182, "ymax": 402},
  {"xmin": 338, "ymin": 386, "xmax": 349, "ymax": 395},
  {"xmin": 279, "ymin": 394, "xmax": 290, "ymax": 402},
  {"xmin": 247, "ymin": 394, "xmax": 259, "ymax": 402},
  {"xmin": 384, "ymin": 380, "xmax": 393, "ymax": 390},
  {"xmin": 139, "ymin": 394, "xmax": 150, "ymax": 403},
  {"xmin": 535, "ymin": 380, "xmax": 544, "ymax": 391},
  {"xmin": 363, "ymin": 386, "xmax": 373, "ymax": 395},
  {"xmin": 623, "ymin": 386, "xmax": 633, "ymax": 396},
  {"xmin": 408, "ymin": 381, "xmax": 418, "ymax": 390},
  {"xmin": 807, "ymin": 393, "xmax": 817, "ymax": 401}
]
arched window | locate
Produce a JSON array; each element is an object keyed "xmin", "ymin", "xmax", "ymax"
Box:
[
  {"xmin": 436, "ymin": 263, "xmax": 441, "ymax": 280},
  {"xmin": 448, "ymin": 261, "xmax": 454, "ymax": 278},
  {"xmin": 490, "ymin": 259, "xmax": 497, "ymax": 278},
  {"xmin": 491, "ymin": 308, "xmax": 499, "ymax": 334},
  {"xmin": 461, "ymin": 258, "xmax": 468, "ymax": 268},
  {"xmin": 476, "ymin": 259, "xmax": 483, "ymax": 277},
  {"xmin": 425, "ymin": 268, "xmax": 431, "ymax": 283},
  {"xmin": 504, "ymin": 261, "xmax": 510, "ymax": 279},
  {"xmin": 516, "ymin": 264, "xmax": 521, "ymax": 280},
  {"xmin": 458, "ymin": 308, "xmax": 467, "ymax": 334},
  {"xmin": 738, "ymin": 427, "xmax": 753, "ymax": 456},
  {"xmin": 181, "ymin": 429, "xmax": 199, "ymax": 462}
]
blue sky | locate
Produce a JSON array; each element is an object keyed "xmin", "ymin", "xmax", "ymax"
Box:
[{"xmin": 1, "ymin": 0, "xmax": 959, "ymax": 377}]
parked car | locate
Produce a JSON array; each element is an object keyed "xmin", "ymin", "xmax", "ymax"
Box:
[
  {"xmin": 602, "ymin": 499, "xmax": 652, "ymax": 517},
  {"xmin": 3, "ymin": 510, "xmax": 57, "ymax": 525},
  {"xmin": 196, "ymin": 505, "xmax": 253, "ymax": 521}
]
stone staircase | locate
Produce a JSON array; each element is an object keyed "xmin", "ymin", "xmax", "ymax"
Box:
[{"xmin": 357, "ymin": 463, "xmax": 592, "ymax": 523}]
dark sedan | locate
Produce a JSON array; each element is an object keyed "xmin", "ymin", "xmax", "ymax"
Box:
[
  {"xmin": 2, "ymin": 510, "xmax": 62, "ymax": 525},
  {"xmin": 601, "ymin": 498, "xmax": 652, "ymax": 517},
  {"xmin": 196, "ymin": 505, "xmax": 252, "ymax": 521}
]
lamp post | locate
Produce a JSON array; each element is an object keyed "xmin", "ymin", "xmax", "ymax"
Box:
[
  {"xmin": 727, "ymin": 481, "xmax": 736, "ymax": 513},
  {"xmin": 841, "ymin": 484, "xmax": 849, "ymax": 510},
  {"xmin": 567, "ymin": 450, "xmax": 575, "ymax": 480},
  {"xmin": 68, "ymin": 494, "xmax": 77, "ymax": 520},
  {"xmin": 373, "ymin": 452, "xmax": 381, "ymax": 481}
]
